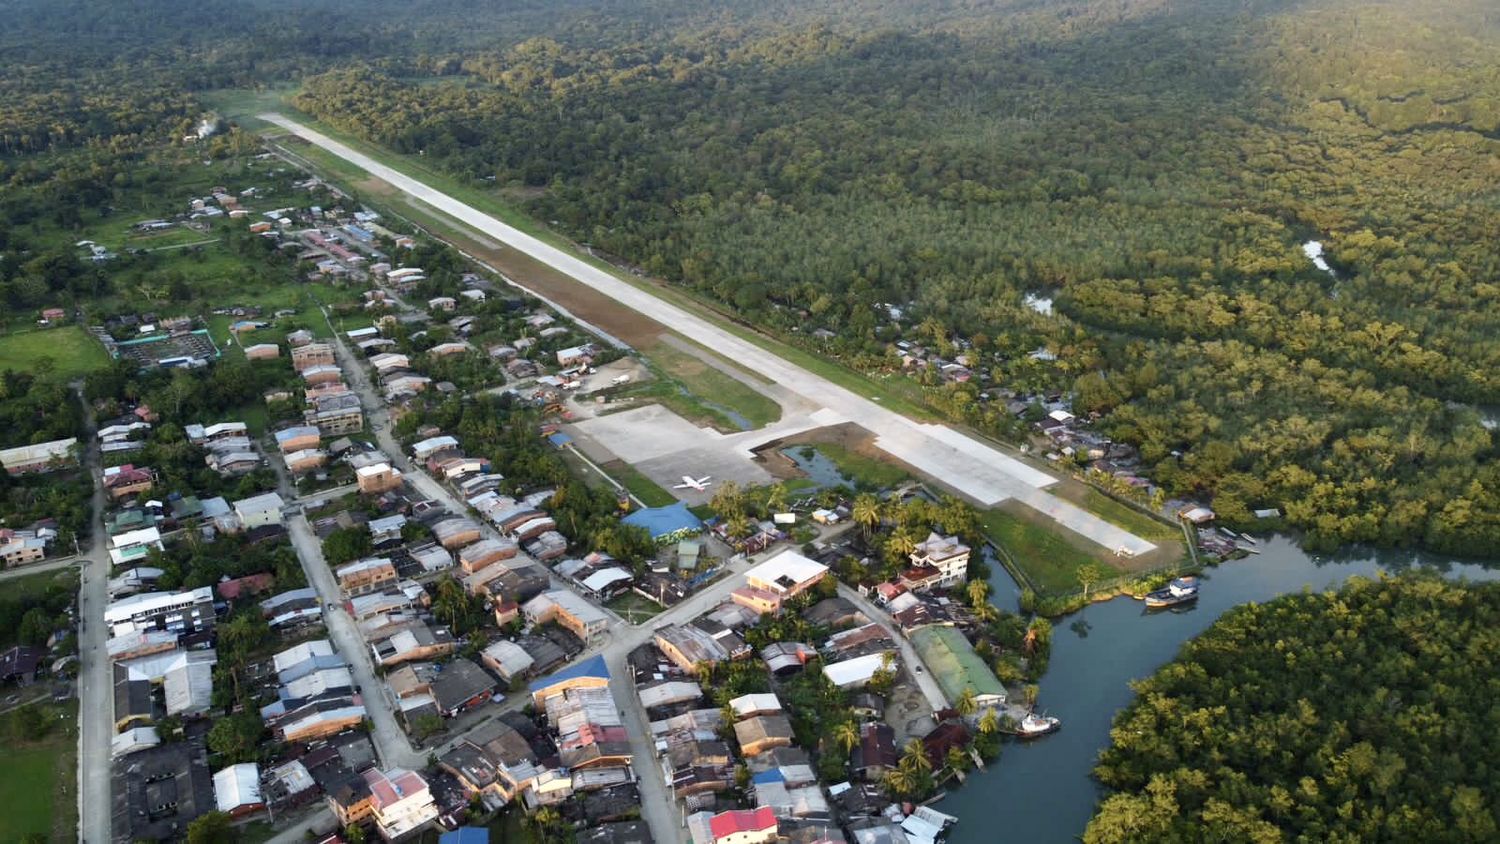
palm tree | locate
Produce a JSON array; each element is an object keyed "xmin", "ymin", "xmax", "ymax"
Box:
[
  {"xmin": 900, "ymin": 739, "xmax": 932, "ymax": 775},
  {"xmin": 955, "ymin": 687, "xmax": 977, "ymax": 718},
  {"xmin": 966, "ymin": 579, "xmax": 990, "ymax": 610},
  {"xmin": 833, "ymin": 721, "xmax": 860, "ymax": 755},
  {"xmin": 711, "ymin": 480, "xmax": 744, "ymax": 519},
  {"xmin": 883, "ymin": 767, "xmax": 913, "ymax": 798},
  {"xmin": 938, "ymin": 495, "xmax": 976, "ymax": 537},
  {"xmin": 945, "ymin": 745, "xmax": 970, "ymax": 774},
  {"xmin": 852, "ymin": 494, "xmax": 881, "ymax": 541},
  {"xmin": 1023, "ymin": 684, "xmax": 1040, "ymax": 706},
  {"xmin": 765, "ymin": 482, "xmax": 788, "ymax": 514},
  {"xmin": 884, "ymin": 529, "xmax": 917, "ymax": 563},
  {"xmin": 978, "ymin": 708, "xmax": 1000, "ymax": 735},
  {"xmin": 727, "ymin": 514, "xmax": 752, "ymax": 540}
]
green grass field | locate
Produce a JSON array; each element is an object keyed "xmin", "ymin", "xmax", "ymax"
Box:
[
  {"xmin": 0, "ymin": 326, "xmax": 111, "ymax": 377},
  {"xmin": 642, "ymin": 341, "xmax": 781, "ymax": 429},
  {"xmin": 0, "ymin": 702, "xmax": 80, "ymax": 842},
  {"xmin": 607, "ymin": 590, "xmax": 664, "ymax": 624},
  {"xmin": 1064, "ymin": 485, "xmax": 1183, "ymax": 543},
  {"xmin": 604, "ymin": 460, "xmax": 679, "ymax": 508},
  {"xmin": 980, "ymin": 506, "xmax": 1105, "ymax": 595},
  {"xmin": 811, "ymin": 443, "xmax": 911, "ymax": 490}
]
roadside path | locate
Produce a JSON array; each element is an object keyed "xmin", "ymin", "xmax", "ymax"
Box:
[
  {"xmin": 260, "ymin": 113, "xmax": 1155, "ymax": 557},
  {"xmin": 838, "ymin": 584, "xmax": 949, "ymax": 711},
  {"xmin": 0, "ymin": 555, "xmax": 81, "ymax": 583},
  {"xmin": 75, "ymin": 391, "xmax": 115, "ymax": 844},
  {"xmin": 284, "ymin": 512, "xmax": 425, "ymax": 769}
]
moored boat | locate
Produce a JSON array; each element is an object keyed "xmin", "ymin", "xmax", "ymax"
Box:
[
  {"xmin": 1016, "ymin": 711, "xmax": 1061, "ymax": 738},
  {"xmin": 1145, "ymin": 576, "xmax": 1200, "ymax": 609}
]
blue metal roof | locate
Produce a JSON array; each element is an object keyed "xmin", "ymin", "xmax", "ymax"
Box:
[
  {"xmin": 751, "ymin": 769, "xmax": 786, "ymax": 785},
  {"xmin": 527, "ymin": 653, "xmax": 609, "ymax": 693},
  {"xmin": 439, "ymin": 829, "xmax": 490, "ymax": 844},
  {"xmin": 621, "ymin": 502, "xmax": 703, "ymax": 540},
  {"xmin": 547, "ymin": 432, "xmax": 573, "ymax": 448}
]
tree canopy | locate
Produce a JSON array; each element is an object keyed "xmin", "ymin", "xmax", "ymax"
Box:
[{"xmin": 1087, "ymin": 576, "xmax": 1500, "ymax": 843}]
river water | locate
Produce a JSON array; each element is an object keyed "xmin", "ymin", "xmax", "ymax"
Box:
[{"xmin": 945, "ymin": 535, "xmax": 1500, "ymax": 842}]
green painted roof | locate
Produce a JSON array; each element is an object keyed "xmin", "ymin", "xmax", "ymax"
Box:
[{"xmin": 910, "ymin": 625, "xmax": 1005, "ymax": 701}]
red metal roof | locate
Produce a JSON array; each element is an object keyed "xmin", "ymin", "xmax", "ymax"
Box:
[{"xmin": 709, "ymin": 807, "xmax": 776, "ymax": 840}]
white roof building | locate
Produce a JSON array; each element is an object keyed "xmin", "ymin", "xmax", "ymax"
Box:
[
  {"xmin": 823, "ymin": 652, "xmax": 892, "ymax": 689},
  {"xmin": 481, "ymin": 639, "xmax": 535, "ymax": 681},
  {"xmin": 111, "ymin": 726, "xmax": 161, "ymax": 759},
  {"xmin": 411, "ymin": 435, "xmax": 459, "ymax": 460},
  {"xmin": 729, "ymin": 693, "xmax": 784, "ymax": 721},
  {"xmin": 579, "ymin": 568, "xmax": 633, "ymax": 595},
  {"xmin": 164, "ymin": 653, "xmax": 217, "ymax": 716},
  {"xmin": 744, "ymin": 550, "xmax": 829, "ymax": 596},
  {"xmin": 273, "ymin": 640, "xmax": 335, "ymax": 675},
  {"xmin": 213, "ymin": 763, "xmax": 264, "ymax": 814}
]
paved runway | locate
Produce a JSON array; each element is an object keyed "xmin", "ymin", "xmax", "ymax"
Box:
[{"xmin": 263, "ymin": 114, "xmax": 1156, "ymax": 557}]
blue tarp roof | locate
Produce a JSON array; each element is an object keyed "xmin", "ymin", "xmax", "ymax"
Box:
[
  {"xmin": 622, "ymin": 502, "xmax": 703, "ymax": 539},
  {"xmin": 439, "ymin": 829, "xmax": 490, "ymax": 844},
  {"xmin": 547, "ymin": 432, "xmax": 573, "ymax": 448},
  {"xmin": 751, "ymin": 769, "xmax": 786, "ymax": 785},
  {"xmin": 527, "ymin": 653, "xmax": 609, "ymax": 693}
]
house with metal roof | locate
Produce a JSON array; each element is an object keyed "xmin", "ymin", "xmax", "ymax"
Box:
[
  {"xmin": 528, "ymin": 653, "xmax": 609, "ymax": 706},
  {"xmin": 480, "ymin": 640, "xmax": 535, "ymax": 683},
  {"xmin": 909, "ymin": 625, "xmax": 1006, "ymax": 708},
  {"xmin": 213, "ymin": 763, "xmax": 265, "ymax": 818}
]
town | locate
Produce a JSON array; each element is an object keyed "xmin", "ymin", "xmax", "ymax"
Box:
[{"xmin": 0, "ymin": 150, "xmax": 1072, "ymax": 844}]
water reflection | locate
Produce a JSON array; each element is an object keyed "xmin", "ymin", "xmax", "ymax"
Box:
[{"xmin": 942, "ymin": 535, "xmax": 1499, "ymax": 842}]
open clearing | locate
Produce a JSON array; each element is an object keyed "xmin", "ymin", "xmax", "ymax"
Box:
[
  {"xmin": 0, "ymin": 326, "xmax": 110, "ymax": 377},
  {"xmin": 0, "ymin": 702, "xmax": 80, "ymax": 841}
]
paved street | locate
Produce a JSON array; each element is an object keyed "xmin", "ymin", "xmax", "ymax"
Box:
[
  {"xmin": 75, "ymin": 392, "xmax": 116, "ymax": 844},
  {"xmin": 838, "ymin": 584, "xmax": 949, "ymax": 711},
  {"xmin": 284, "ymin": 513, "xmax": 425, "ymax": 769},
  {"xmin": 262, "ymin": 113, "xmax": 1156, "ymax": 557}
]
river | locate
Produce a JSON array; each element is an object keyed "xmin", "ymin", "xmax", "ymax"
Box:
[{"xmin": 945, "ymin": 535, "xmax": 1500, "ymax": 842}]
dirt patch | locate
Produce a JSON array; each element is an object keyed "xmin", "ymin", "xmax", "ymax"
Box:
[
  {"xmin": 359, "ymin": 177, "xmax": 398, "ymax": 197},
  {"xmin": 886, "ymin": 680, "xmax": 934, "ymax": 745},
  {"xmin": 498, "ymin": 185, "xmax": 547, "ymax": 201},
  {"xmin": 416, "ymin": 217, "xmax": 667, "ymax": 348},
  {"xmin": 750, "ymin": 422, "xmax": 873, "ymax": 480}
]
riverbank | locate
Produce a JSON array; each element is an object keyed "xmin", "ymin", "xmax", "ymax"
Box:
[{"xmin": 948, "ymin": 534, "xmax": 1500, "ymax": 842}]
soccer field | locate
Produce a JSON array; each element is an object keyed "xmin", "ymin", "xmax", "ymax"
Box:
[{"xmin": 0, "ymin": 326, "xmax": 110, "ymax": 377}]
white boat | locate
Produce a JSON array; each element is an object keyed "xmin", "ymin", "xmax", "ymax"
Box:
[{"xmin": 1016, "ymin": 712, "xmax": 1061, "ymax": 738}]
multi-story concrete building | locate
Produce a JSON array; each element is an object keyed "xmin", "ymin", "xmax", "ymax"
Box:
[
  {"xmin": 290, "ymin": 342, "xmax": 336, "ymax": 372},
  {"xmin": 523, "ymin": 590, "xmax": 608, "ymax": 645}
]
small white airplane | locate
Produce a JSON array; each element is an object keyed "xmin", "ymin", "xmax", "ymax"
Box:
[{"xmin": 673, "ymin": 475, "xmax": 712, "ymax": 492}]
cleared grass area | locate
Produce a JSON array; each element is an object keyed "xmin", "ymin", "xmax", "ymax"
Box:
[
  {"xmin": 604, "ymin": 460, "xmax": 678, "ymax": 508},
  {"xmin": 607, "ymin": 590, "xmax": 664, "ymax": 624},
  {"xmin": 642, "ymin": 341, "xmax": 781, "ymax": 429},
  {"xmin": 0, "ymin": 326, "xmax": 110, "ymax": 377},
  {"xmin": 200, "ymin": 87, "xmax": 299, "ymax": 130},
  {"xmin": 0, "ymin": 701, "xmax": 80, "ymax": 842},
  {"xmin": 1050, "ymin": 481, "xmax": 1183, "ymax": 543},
  {"xmin": 980, "ymin": 505, "xmax": 1109, "ymax": 595},
  {"xmin": 613, "ymin": 380, "xmax": 747, "ymax": 434},
  {"xmin": 801, "ymin": 443, "xmax": 910, "ymax": 490}
]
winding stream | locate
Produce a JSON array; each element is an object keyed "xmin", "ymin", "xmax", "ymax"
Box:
[{"xmin": 950, "ymin": 535, "xmax": 1499, "ymax": 841}]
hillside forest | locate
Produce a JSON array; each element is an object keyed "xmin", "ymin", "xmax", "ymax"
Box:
[{"xmin": 3, "ymin": 0, "xmax": 1500, "ymax": 554}]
